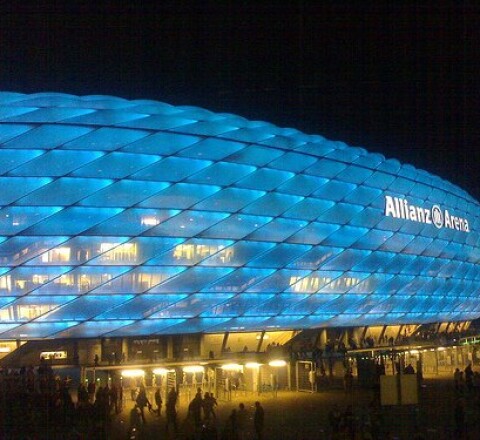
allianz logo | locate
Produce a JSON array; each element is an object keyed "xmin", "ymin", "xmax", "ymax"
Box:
[{"xmin": 384, "ymin": 195, "xmax": 470, "ymax": 233}]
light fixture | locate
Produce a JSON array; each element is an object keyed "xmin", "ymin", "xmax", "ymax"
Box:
[
  {"xmin": 121, "ymin": 369, "xmax": 145, "ymax": 378},
  {"xmin": 152, "ymin": 368, "xmax": 172, "ymax": 375},
  {"xmin": 245, "ymin": 362, "xmax": 262, "ymax": 368},
  {"xmin": 221, "ymin": 363, "xmax": 243, "ymax": 371},
  {"xmin": 183, "ymin": 365, "xmax": 204, "ymax": 373},
  {"xmin": 268, "ymin": 360, "xmax": 287, "ymax": 367}
]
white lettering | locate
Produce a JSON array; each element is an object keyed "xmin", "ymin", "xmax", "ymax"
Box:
[{"xmin": 384, "ymin": 196, "xmax": 470, "ymax": 233}]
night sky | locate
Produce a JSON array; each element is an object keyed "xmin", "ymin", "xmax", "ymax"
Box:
[{"xmin": 1, "ymin": 2, "xmax": 479, "ymax": 200}]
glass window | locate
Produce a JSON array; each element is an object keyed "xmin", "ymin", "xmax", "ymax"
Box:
[
  {"xmin": 0, "ymin": 322, "xmax": 80, "ymax": 339},
  {"xmin": 140, "ymin": 183, "xmax": 219, "ymax": 209},
  {"xmin": 246, "ymin": 269, "xmax": 311, "ymax": 293},
  {"xmin": 0, "ymin": 149, "xmax": 44, "ymax": 174},
  {"xmin": 269, "ymin": 152, "xmax": 317, "ymax": 173},
  {"xmin": 148, "ymin": 238, "xmax": 233, "ymax": 266},
  {"xmin": 4, "ymin": 108, "xmax": 93, "ymax": 123},
  {"xmin": 186, "ymin": 162, "xmax": 256, "ymax": 186},
  {"xmin": 313, "ymin": 180, "xmax": 356, "ymax": 201},
  {"xmin": 203, "ymin": 268, "xmax": 274, "ymax": 292},
  {"xmin": 150, "ymin": 293, "xmax": 235, "ymax": 318},
  {"xmin": 61, "ymin": 109, "xmax": 146, "ymax": 126},
  {"xmin": 236, "ymin": 168, "xmax": 294, "ymax": 191},
  {"xmin": 244, "ymin": 293, "xmax": 310, "ymax": 316},
  {"xmin": 277, "ymin": 175, "xmax": 327, "ymax": 196},
  {"xmin": 3, "ymin": 124, "xmax": 92, "ymax": 149},
  {"xmin": 116, "ymin": 114, "xmax": 196, "ymax": 130},
  {"xmin": 284, "ymin": 294, "xmax": 339, "ymax": 315},
  {"xmin": 200, "ymin": 241, "xmax": 274, "ymax": 267},
  {"xmin": 248, "ymin": 243, "xmax": 311, "ymax": 269},
  {"xmin": 0, "ymin": 177, "xmax": 52, "ymax": 205},
  {"xmin": 194, "ymin": 188, "xmax": 265, "ymax": 213},
  {"xmin": 0, "ymin": 124, "xmax": 33, "ymax": 144},
  {"xmin": 131, "ymin": 157, "xmax": 212, "ymax": 182},
  {"xmin": 224, "ymin": 146, "xmax": 283, "ymax": 166},
  {"xmin": 352, "ymin": 251, "xmax": 395, "ymax": 272},
  {"xmin": 204, "ymin": 294, "xmax": 273, "ymax": 317},
  {"xmin": 178, "ymin": 138, "xmax": 245, "ymax": 161},
  {"xmin": 79, "ymin": 180, "xmax": 169, "ymax": 207},
  {"xmin": 287, "ymin": 222, "xmax": 341, "ymax": 245},
  {"xmin": 90, "ymin": 266, "xmax": 186, "ymax": 294},
  {"xmin": 283, "ymin": 198, "xmax": 334, "ymax": 221},
  {"xmin": 85, "ymin": 208, "xmax": 181, "ymax": 236},
  {"xmin": 175, "ymin": 120, "xmax": 238, "ymax": 136},
  {"xmin": 10, "ymin": 150, "xmax": 104, "ymax": 177},
  {"xmin": 148, "ymin": 267, "xmax": 233, "ymax": 293},
  {"xmin": 17, "ymin": 178, "xmax": 113, "ymax": 206},
  {"xmin": 248, "ymin": 218, "xmax": 308, "ymax": 242},
  {"xmin": 0, "ymin": 266, "xmax": 73, "ymax": 296},
  {"xmin": 0, "ymin": 206, "xmax": 63, "ymax": 236},
  {"xmin": 322, "ymin": 225, "xmax": 370, "ymax": 247},
  {"xmin": 88, "ymin": 236, "xmax": 184, "ymax": 265},
  {"xmin": 144, "ymin": 211, "xmax": 230, "ymax": 238},
  {"xmin": 288, "ymin": 246, "xmax": 344, "ymax": 270},
  {"xmin": 200, "ymin": 214, "xmax": 272, "ymax": 240},
  {"xmin": 0, "ymin": 236, "xmax": 70, "ymax": 266},
  {"xmin": 24, "ymin": 207, "xmax": 123, "ymax": 235},
  {"xmin": 306, "ymin": 159, "xmax": 347, "ymax": 178},
  {"xmin": 207, "ymin": 316, "xmax": 270, "ymax": 332},
  {"xmin": 316, "ymin": 203, "xmax": 364, "ymax": 225},
  {"xmin": 158, "ymin": 317, "xmax": 232, "ymax": 334},
  {"xmin": 71, "ymin": 152, "xmax": 161, "ymax": 179},
  {"xmin": 351, "ymin": 229, "xmax": 394, "ymax": 250},
  {"xmin": 319, "ymin": 249, "xmax": 371, "ymax": 271},
  {"xmin": 107, "ymin": 318, "xmax": 186, "ymax": 337},
  {"xmin": 38, "ymin": 295, "xmax": 134, "ymax": 321},
  {"xmin": 54, "ymin": 320, "xmax": 135, "ymax": 338},
  {"xmin": 63, "ymin": 127, "xmax": 148, "ymax": 151},
  {"xmin": 30, "ymin": 266, "xmax": 133, "ymax": 295},
  {"xmin": 241, "ymin": 193, "xmax": 302, "ymax": 216},
  {"xmin": 96, "ymin": 294, "xmax": 188, "ymax": 319},
  {"xmin": 122, "ymin": 131, "xmax": 200, "ymax": 155}
]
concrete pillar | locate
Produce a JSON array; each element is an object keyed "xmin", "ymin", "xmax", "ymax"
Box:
[
  {"xmin": 121, "ymin": 338, "xmax": 128, "ymax": 362},
  {"xmin": 319, "ymin": 329, "xmax": 328, "ymax": 348},
  {"xmin": 199, "ymin": 334, "xmax": 206, "ymax": 358},
  {"xmin": 256, "ymin": 331, "xmax": 265, "ymax": 353},
  {"xmin": 221, "ymin": 332, "xmax": 230, "ymax": 353},
  {"xmin": 167, "ymin": 336, "xmax": 174, "ymax": 360}
]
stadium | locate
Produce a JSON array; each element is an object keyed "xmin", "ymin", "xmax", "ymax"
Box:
[{"xmin": 0, "ymin": 92, "xmax": 478, "ymax": 368}]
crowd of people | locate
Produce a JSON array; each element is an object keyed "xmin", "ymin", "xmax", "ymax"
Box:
[
  {"xmin": 127, "ymin": 385, "xmax": 265, "ymax": 440},
  {"xmin": 0, "ymin": 362, "xmax": 117, "ymax": 438}
]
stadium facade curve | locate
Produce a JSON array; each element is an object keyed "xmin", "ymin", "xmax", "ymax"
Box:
[{"xmin": 0, "ymin": 91, "xmax": 479, "ymax": 341}]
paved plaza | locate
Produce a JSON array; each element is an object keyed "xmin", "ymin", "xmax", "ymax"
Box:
[{"xmin": 105, "ymin": 375, "xmax": 479, "ymax": 440}]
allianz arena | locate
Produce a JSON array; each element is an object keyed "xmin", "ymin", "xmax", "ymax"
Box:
[{"xmin": 0, "ymin": 91, "xmax": 479, "ymax": 343}]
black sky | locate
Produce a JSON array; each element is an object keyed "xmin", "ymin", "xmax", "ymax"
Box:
[{"xmin": 1, "ymin": 2, "xmax": 479, "ymax": 199}]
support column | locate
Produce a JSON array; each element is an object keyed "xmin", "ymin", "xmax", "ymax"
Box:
[
  {"xmin": 121, "ymin": 338, "xmax": 128, "ymax": 363},
  {"xmin": 167, "ymin": 336, "xmax": 174, "ymax": 360},
  {"xmin": 319, "ymin": 329, "xmax": 328, "ymax": 349},
  {"xmin": 256, "ymin": 331, "xmax": 265, "ymax": 353},
  {"xmin": 221, "ymin": 332, "xmax": 230, "ymax": 353}
]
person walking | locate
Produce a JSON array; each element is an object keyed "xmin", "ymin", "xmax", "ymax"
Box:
[
  {"xmin": 154, "ymin": 387, "xmax": 162, "ymax": 416},
  {"xmin": 135, "ymin": 386, "xmax": 151, "ymax": 425},
  {"xmin": 237, "ymin": 402, "xmax": 248, "ymax": 440},
  {"xmin": 166, "ymin": 387, "xmax": 178, "ymax": 434},
  {"xmin": 254, "ymin": 401, "xmax": 265, "ymax": 440}
]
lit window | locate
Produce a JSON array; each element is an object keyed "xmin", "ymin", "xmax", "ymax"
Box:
[
  {"xmin": 41, "ymin": 247, "xmax": 71, "ymax": 263},
  {"xmin": 100, "ymin": 242, "xmax": 138, "ymax": 262}
]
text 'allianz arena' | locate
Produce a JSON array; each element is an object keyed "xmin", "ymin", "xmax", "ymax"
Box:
[{"xmin": 0, "ymin": 92, "xmax": 479, "ymax": 340}]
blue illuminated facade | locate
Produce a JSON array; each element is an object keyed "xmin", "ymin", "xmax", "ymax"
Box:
[{"xmin": 0, "ymin": 91, "xmax": 479, "ymax": 340}]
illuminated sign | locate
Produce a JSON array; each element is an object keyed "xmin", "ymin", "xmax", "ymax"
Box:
[
  {"xmin": 40, "ymin": 351, "xmax": 67, "ymax": 360},
  {"xmin": 384, "ymin": 195, "xmax": 470, "ymax": 232}
]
